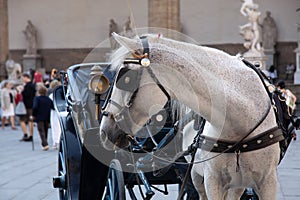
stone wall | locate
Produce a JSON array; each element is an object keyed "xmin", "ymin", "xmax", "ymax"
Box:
[
  {"xmin": 10, "ymin": 48, "xmax": 110, "ymax": 74},
  {"xmin": 207, "ymin": 42, "xmax": 297, "ymax": 80},
  {"xmin": 9, "ymin": 42, "xmax": 297, "ymax": 78},
  {"xmin": 8, "ymin": 0, "xmax": 300, "ymax": 50},
  {"xmin": 275, "ymin": 42, "xmax": 298, "ymax": 81}
]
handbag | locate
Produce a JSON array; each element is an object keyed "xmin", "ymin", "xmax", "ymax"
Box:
[{"xmin": 15, "ymin": 101, "xmax": 27, "ymax": 116}]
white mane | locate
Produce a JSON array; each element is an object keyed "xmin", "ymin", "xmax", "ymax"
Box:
[{"xmin": 109, "ymin": 45, "xmax": 130, "ymax": 71}]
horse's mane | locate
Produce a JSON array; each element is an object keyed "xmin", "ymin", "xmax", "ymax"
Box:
[
  {"xmin": 109, "ymin": 34, "xmax": 200, "ymax": 72},
  {"xmin": 109, "ymin": 45, "xmax": 131, "ymax": 72},
  {"xmin": 109, "ymin": 33, "xmax": 238, "ymax": 75},
  {"xmin": 170, "ymin": 100, "xmax": 197, "ymax": 130}
]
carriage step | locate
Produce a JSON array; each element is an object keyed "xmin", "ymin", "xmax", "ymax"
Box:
[
  {"xmin": 145, "ymin": 191, "xmax": 155, "ymax": 200},
  {"xmin": 52, "ymin": 176, "xmax": 66, "ymax": 189}
]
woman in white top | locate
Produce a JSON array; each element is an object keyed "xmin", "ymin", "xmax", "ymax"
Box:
[
  {"xmin": 1, "ymin": 81, "xmax": 17, "ymax": 130},
  {"xmin": 48, "ymin": 80, "xmax": 62, "ymax": 149}
]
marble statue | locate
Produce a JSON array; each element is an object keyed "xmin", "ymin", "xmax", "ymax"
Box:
[
  {"xmin": 23, "ymin": 20, "xmax": 37, "ymax": 55},
  {"xmin": 293, "ymin": 8, "xmax": 300, "ymax": 83},
  {"xmin": 109, "ymin": 19, "xmax": 119, "ymax": 49},
  {"xmin": 240, "ymin": 0, "xmax": 262, "ymax": 53},
  {"xmin": 123, "ymin": 16, "xmax": 134, "ymax": 38},
  {"xmin": 262, "ymin": 11, "xmax": 277, "ymax": 50},
  {"xmin": 5, "ymin": 59, "xmax": 22, "ymax": 81}
]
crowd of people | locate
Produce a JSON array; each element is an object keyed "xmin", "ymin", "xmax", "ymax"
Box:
[
  {"xmin": 1, "ymin": 63, "xmax": 299, "ymax": 149},
  {"xmin": 0, "ymin": 68, "xmax": 62, "ymax": 151}
]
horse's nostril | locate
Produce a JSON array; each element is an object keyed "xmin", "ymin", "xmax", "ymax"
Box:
[{"xmin": 100, "ymin": 130, "xmax": 107, "ymax": 142}]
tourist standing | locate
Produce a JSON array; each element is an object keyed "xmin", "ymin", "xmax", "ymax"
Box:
[
  {"xmin": 268, "ymin": 65, "xmax": 278, "ymax": 84},
  {"xmin": 32, "ymin": 85, "xmax": 53, "ymax": 150},
  {"xmin": 285, "ymin": 63, "xmax": 295, "ymax": 80},
  {"xmin": 33, "ymin": 69, "xmax": 43, "ymax": 84},
  {"xmin": 45, "ymin": 68, "xmax": 60, "ymax": 88},
  {"xmin": 1, "ymin": 81, "xmax": 17, "ymax": 130},
  {"xmin": 20, "ymin": 73, "xmax": 36, "ymax": 141},
  {"xmin": 48, "ymin": 80, "xmax": 62, "ymax": 149},
  {"xmin": 277, "ymin": 80, "xmax": 297, "ymax": 140}
]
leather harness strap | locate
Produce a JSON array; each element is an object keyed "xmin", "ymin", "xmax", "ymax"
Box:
[{"xmin": 199, "ymin": 127, "xmax": 284, "ymax": 153}]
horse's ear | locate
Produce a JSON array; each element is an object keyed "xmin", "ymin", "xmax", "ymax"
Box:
[{"xmin": 112, "ymin": 32, "xmax": 142, "ymax": 52}]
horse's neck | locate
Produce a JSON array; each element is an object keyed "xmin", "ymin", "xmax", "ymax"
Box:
[{"xmin": 151, "ymin": 42, "xmax": 274, "ymax": 137}]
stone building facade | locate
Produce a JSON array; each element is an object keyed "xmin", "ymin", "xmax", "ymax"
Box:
[{"xmin": 1, "ymin": 0, "xmax": 299, "ymax": 80}]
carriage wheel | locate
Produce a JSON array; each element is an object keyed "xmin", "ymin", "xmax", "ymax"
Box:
[
  {"xmin": 53, "ymin": 135, "xmax": 70, "ymax": 199},
  {"xmin": 105, "ymin": 159, "xmax": 125, "ymax": 200}
]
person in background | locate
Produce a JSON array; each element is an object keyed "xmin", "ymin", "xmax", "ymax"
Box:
[
  {"xmin": 33, "ymin": 68, "xmax": 43, "ymax": 84},
  {"xmin": 29, "ymin": 68, "xmax": 35, "ymax": 80},
  {"xmin": 45, "ymin": 68, "xmax": 60, "ymax": 88},
  {"xmin": 285, "ymin": 63, "xmax": 295, "ymax": 80},
  {"xmin": 277, "ymin": 80, "xmax": 297, "ymax": 140},
  {"xmin": 48, "ymin": 80, "xmax": 62, "ymax": 149},
  {"xmin": 14, "ymin": 85, "xmax": 23, "ymax": 106},
  {"xmin": 32, "ymin": 85, "xmax": 53, "ymax": 151},
  {"xmin": 50, "ymin": 68, "xmax": 60, "ymax": 81},
  {"xmin": 19, "ymin": 73, "xmax": 36, "ymax": 141},
  {"xmin": 268, "ymin": 65, "xmax": 277, "ymax": 84},
  {"xmin": 1, "ymin": 81, "xmax": 17, "ymax": 130}
]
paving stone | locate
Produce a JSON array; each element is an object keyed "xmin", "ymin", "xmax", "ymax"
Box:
[{"xmin": 1, "ymin": 126, "xmax": 300, "ymax": 199}]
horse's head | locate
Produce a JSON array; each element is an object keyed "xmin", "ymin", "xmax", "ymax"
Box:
[{"xmin": 100, "ymin": 33, "xmax": 172, "ymax": 150}]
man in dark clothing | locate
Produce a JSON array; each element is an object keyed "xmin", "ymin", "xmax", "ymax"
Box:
[
  {"xmin": 20, "ymin": 73, "xmax": 36, "ymax": 141},
  {"xmin": 32, "ymin": 85, "xmax": 54, "ymax": 150}
]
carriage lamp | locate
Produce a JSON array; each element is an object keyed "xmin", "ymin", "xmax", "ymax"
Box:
[{"xmin": 89, "ymin": 65, "xmax": 110, "ymax": 120}]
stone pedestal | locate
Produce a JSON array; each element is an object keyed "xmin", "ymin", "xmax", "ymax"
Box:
[
  {"xmin": 243, "ymin": 49, "xmax": 268, "ymax": 70},
  {"xmin": 294, "ymin": 43, "xmax": 300, "ymax": 84},
  {"xmin": 22, "ymin": 54, "xmax": 42, "ymax": 72},
  {"xmin": 264, "ymin": 48, "xmax": 275, "ymax": 69}
]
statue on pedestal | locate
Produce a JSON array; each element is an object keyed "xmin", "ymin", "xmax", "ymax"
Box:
[
  {"xmin": 22, "ymin": 20, "xmax": 42, "ymax": 72},
  {"xmin": 23, "ymin": 20, "xmax": 37, "ymax": 55},
  {"xmin": 123, "ymin": 16, "xmax": 134, "ymax": 38},
  {"xmin": 109, "ymin": 19, "xmax": 119, "ymax": 49},
  {"xmin": 262, "ymin": 11, "xmax": 277, "ymax": 51},
  {"xmin": 239, "ymin": 0, "xmax": 262, "ymax": 54},
  {"xmin": 239, "ymin": 0, "xmax": 267, "ymax": 69},
  {"xmin": 5, "ymin": 59, "xmax": 22, "ymax": 81},
  {"xmin": 293, "ymin": 8, "xmax": 300, "ymax": 84}
]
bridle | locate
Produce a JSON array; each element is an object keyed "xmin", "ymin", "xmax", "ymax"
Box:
[{"xmin": 102, "ymin": 36, "xmax": 170, "ymax": 136}]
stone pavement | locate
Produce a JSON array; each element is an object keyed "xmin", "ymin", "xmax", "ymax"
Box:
[
  {"xmin": 0, "ymin": 125, "xmax": 300, "ymax": 200},
  {"xmin": 0, "ymin": 125, "xmax": 58, "ymax": 200}
]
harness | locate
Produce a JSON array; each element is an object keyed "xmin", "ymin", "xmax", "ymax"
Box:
[{"xmin": 103, "ymin": 36, "xmax": 292, "ymax": 155}]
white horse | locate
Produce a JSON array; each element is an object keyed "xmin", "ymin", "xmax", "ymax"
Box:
[{"xmin": 99, "ymin": 33, "xmax": 281, "ymax": 199}]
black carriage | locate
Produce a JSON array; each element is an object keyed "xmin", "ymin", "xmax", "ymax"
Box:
[
  {"xmin": 52, "ymin": 63, "xmax": 196, "ymax": 200},
  {"xmin": 52, "ymin": 63, "xmax": 260, "ymax": 200}
]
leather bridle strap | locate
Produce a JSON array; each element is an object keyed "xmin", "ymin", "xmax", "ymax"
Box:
[{"xmin": 146, "ymin": 67, "xmax": 171, "ymax": 101}]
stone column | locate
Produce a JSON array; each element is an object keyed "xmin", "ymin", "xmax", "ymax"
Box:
[
  {"xmin": 0, "ymin": 0, "xmax": 8, "ymax": 80},
  {"xmin": 148, "ymin": 0, "xmax": 180, "ymax": 38},
  {"xmin": 294, "ymin": 24, "xmax": 300, "ymax": 84}
]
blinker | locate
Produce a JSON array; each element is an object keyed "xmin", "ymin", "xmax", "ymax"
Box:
[{"xmin": 116, "ymin": 67, "xmax": 140, "ymax": 92}]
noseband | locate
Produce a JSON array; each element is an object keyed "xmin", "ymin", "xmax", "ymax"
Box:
[{"xmin": 102, "ymin": 36, "xmax": 170, "ymax": 136}]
